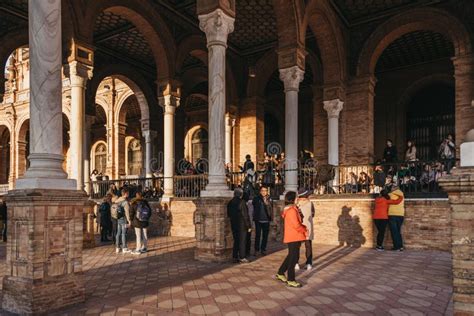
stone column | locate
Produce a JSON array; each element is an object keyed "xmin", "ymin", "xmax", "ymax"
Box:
[
  {"xmin": 16, "ymin": 0, "xmax": 75, "ymax": 190},
  {"xmin": 65, "ymin": 61, "xmax": 93, "ymax": 190},
  {"xmin": 199, "ymin": 8, "xmax": 234, "ymax": 197},
  {"xmin": 114, "ymin": 123, "xmax": 127, "ymax": 178},
  {"xmin": 225, "ymin": 113, "xmax": 233, "ymax": 165},
  {"xmin": 280, "ymin": 66, "xmax": 304, "ymax": 193},
  {"xmin": 142, "ymin": 130, "xmax": 152, "ymax": 178},
  {"xmin": 324, "ymin": 99, "xmax": 343, "ymax": 166},
  {"xmin": 83, "ymin": 116, "xmax": 94, "ymax": 195},
  {"xmin": 439, "ymin": 131, "xmax": 474, "ymax": 315},
  {"xmin": 2, "ymin": 1, "xmax": 88, "ymax": 314},
  {"xmin": 16, "ymin": 140, "xmax": 27, "ymax": 178},
  {"xmin": 159, "ymin": 93, "xmax": 180, "ymax": 198}
]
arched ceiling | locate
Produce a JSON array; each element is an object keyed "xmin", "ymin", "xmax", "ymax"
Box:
[{"xmin": 376, "ymin": 30, "xmax": 454, "ymax": 73}]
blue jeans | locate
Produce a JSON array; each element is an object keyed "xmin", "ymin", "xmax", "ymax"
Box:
[
  {"xmin": 389, "ymin": 216, "xmax": 404, "ymax": 250},
  {"xmin": 116, "ymin": 219, "xmax": 127, "ymax": 249}
]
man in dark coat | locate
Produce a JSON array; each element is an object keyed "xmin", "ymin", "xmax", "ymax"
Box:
[
  {"xmin": 252, "ymin": 186, "xmax": 273, "ymax": 256},
  {"xmin": 227, "ymin": 188, "xmax": 251, "ymax": 263}
]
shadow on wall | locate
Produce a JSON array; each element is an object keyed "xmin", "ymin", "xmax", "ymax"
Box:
[{"xmin": 337, "ymin": 206, "xmax": 366, "ymax": 248}]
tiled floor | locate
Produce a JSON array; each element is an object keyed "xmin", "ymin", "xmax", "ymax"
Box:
[{"xmin": 0, "ymin": 237, "xmax": 453, "ymax": 315}]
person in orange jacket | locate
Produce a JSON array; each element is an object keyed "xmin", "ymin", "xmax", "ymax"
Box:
[
  {"xmin": 275, "ymin": 191, "xmax": 307, "ymax": 288},
  {"xmin": 373, "ymin": 189, "xmax": 403, "ymax": 251}
]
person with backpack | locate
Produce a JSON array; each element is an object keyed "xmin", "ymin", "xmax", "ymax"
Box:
[
  {"xmin": 112, "ymin": 187, "xmax": 131, "ymax": 254},
  {"xmin": 99, "ymin": 194, "xmax": 113, "ymax": 242},
  {"xmin": 129, "ymin": 191, "xmax": 152, "ymax": 254},
  {"xmin": 275, "ymin": 191, "xmax": 307, "ymax": 288}
]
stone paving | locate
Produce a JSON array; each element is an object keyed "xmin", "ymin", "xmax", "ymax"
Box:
[{"xmin": 0, "ymin": 237, "xmax": 453, "ymax": 315}]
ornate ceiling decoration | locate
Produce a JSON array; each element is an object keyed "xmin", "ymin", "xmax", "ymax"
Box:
[
  {"xmin": 94, "ymin": 11, "xmax": 155, "ymax": 73},
  {"xmin": 0, "ymin": 0, "xmax": 27, "ymax": 38},
  {"xmin": 229, "ymin": 0, "xmax": 278, "ymax": 53},
  {"xmin": 376, "ymin": 30, "xmax": 454, "ymax": 73},
  {"xmin": 330, "ymin": 0, "xmax": 445, "ymax": 26}
]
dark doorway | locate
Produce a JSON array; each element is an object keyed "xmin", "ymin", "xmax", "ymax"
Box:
[{"xmin": 406, "ymin": 83, "xmax": 454, "ymax": 160}]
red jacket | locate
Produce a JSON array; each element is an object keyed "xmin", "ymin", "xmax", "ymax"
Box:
[
  {"xmin": 373, "ymin": 196, "xmax": 403, "ymax": 219},
  {"xmin": 282, "ymin": 205, "xmax": 307, "ymax": 243}
]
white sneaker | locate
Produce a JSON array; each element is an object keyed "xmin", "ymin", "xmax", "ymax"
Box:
[
  {"xmin": 306, "ymin": 264, "xmax": 312, "ymax": 271},
  {"xmin": 115, "ymin": 248, "xmax": 120, "ymax": 254},
  {"xmin": 295, "ymin": 264, "xmax": 300, "ymax": 271},
  {"xmin": 131, "ymin": 250, "xmax": 141, "ymax": 255},
  {"xmin": 122, "ymin": 248, "xmax": 131, "ymax": 254}
]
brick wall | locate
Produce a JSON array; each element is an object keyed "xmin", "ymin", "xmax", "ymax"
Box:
[{"xmin": 271, "ymin": 196, "xmax": 451, "ymax": 251}]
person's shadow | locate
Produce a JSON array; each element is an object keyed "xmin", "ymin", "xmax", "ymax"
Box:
[{"xmin": 337, "ymin": 206, "xmax": 366, "ymax": 248}]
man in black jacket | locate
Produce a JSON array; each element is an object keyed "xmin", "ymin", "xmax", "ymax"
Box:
[
  {"xmin": 252, "ymin": 186, "xmax": 273, "ymax": 256},
  {"xmin": 227, "ymin": 188, "xmax": 251, "ymax": 263}
]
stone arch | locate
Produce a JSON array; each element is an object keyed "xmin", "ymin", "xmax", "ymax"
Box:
[
  {"xmin": 0, "ymin": 32, "xmax": 28, "ymax": 100},
  {"xmin": 125, "ymin": 135, "xmax": 143, "ymax": 176},
  {"xmin": 184, "ymin": 124, "xmax": 209, "ymax": 163},
  {"xmin": 248, "ymin": 50, "xmax": 278, "ymax": 97},
  {"xmin": 16, "ymin": 117, "xmax": 29, "ymax": 178},
  {"xmin": 272, "ymin": 0, "xmax": 306, "ymax": 48},
  {"xmin": 84, "ymin": 1, "xmax": 175, "ymax": 80},
  {"xmin": 357, "ymin": 8, "xmax": 472, "ymax": 76},
  {"xmin": 304, "ymin": 0, "xmax": 347, "ymax": 86},
  {"xmin": 91, "ymin": 140, "xmax": 107, "ymax": 175},
  {"xmin": 176, "ymin": 35, "xmax": 208, "ymax": 73},
  {"xmin": 0, "ymin": 125, "xmax": 11, "ymax": 184}
]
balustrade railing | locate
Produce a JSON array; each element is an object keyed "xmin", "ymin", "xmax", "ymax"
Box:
[{"xmin": 89, "ymin": 160, "xmax": 449, "ymax": 200}]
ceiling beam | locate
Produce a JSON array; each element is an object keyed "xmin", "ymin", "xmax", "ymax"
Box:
[{"xmin": 95, "ymin": 23, "xmax": 136, "ymax": 43}]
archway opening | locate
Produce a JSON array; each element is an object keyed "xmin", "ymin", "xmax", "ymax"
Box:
[
  {"xmin": 374, "ymin": 30, "xmax": 455, "ymax": 162},
  {"xmin": 0, "ymin": 126, "xmax": 10, "ymax": 184}
]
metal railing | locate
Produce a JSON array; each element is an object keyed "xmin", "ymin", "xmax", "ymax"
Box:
[
  {"xmin": 89, "ymin": 160, "xmax": 449, "ymax": 200},
  {"xmin": 312, "ymin": 160, "xmax": 450, "ymax": 198},
  {"xmin": 173, "ymin": 174, "xmax": 208, "ymax": 198}
]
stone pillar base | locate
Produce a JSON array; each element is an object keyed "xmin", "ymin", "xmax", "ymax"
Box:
[
  {"xmin": 194, "ymin": 197, "xmax": 232, "ymax": 262},
  {"xmin": 439, "ymin": 167, "xmax": 474, "ymax": 316},
  {"xmin": 2, "ymin": 189, "xmax": 88, "ymax": 315}
]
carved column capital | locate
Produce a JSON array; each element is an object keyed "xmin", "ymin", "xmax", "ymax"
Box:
[
  {"xmin": 199, "ymin": 9, "xmax": 235, "ymax": 47},
  {"xmin": 65, "ymin": 61, "xmax": 93, "ymax": 88},
  {"xmin": 323, "ymin": 99, "xmax": 344, "ymax": 118},
  {"xmin": 279, "ymin": 66, "xmax": 305, "ymax": 92},
  {"xmin": 159, "ymin": 95, "xmax": 181, "ymax": 115}
]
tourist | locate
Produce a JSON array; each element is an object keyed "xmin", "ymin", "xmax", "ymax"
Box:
[
  {"xmin": 227, "ymin": 188, "xmax": 251, "ymax": 263},
  {"xmin": 91, "ymin": 169, "xmax": 99, "ymax": 196},
  {"xmin": 420, "ymin": 164, "xmax": 436, "ymax": 192},
  {"xmin": 243, "ymin": 192, "xmax": 253, "ymax": 258},
  {"xmin": 113, "ymin": 187, "xmax": 131, "ymax": 254},
  {"xmin": 383, "ymin": 139, "xmax": 398, "ymax": 163},
  {"xmin": 241, "ymin": 154, "xmax": 255, "ymax": 173},
  {"xmin": 358, "ymin": 172, "xmax": 371, "ymax": 193},
  {"xmin": 405, "ymin": 140, "xmax": 417, "ymax": 162},
  {"xmin": 373, "ymin": 189, "xmax": 403, "ymax": 251},
  {"xmin": 0, "ymin": 200, "xmax": 7, "ymax": 242},
  {"xmin": 129, "ymin": 191, "xmax": 152, "ymax": 254},
  {"xmin": 439, "ymin": 134, "xmax": 456, "ymax": 173},
  {"xmin": 373, "ymin": 164, "xmax": 386, "ymax": 194},
  {"xmin": 98, "ymin": 194, "xmax": 113, "ymax": 242},
  {"xmin": 252, "ymin": 186, "xmax": 273, "ymax": 255},
  {"xmin": 295, "ymin": 189, "xmax": 314, "ymax": 270},
  {"xmin": 275, "ymin": 191, "xmax": 307, "ymax": 288},
  {"xmin": 388, "ymin": 185, "xmax": 405, "ymax": 251},
  {"xmin": 107, "ymin": 183, "xmax": 120, "ymax": 197}
]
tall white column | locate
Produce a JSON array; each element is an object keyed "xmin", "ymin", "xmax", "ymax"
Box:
[
  {"xmin": 323, "ymin": 99, "xmax": 343, "ymax": 166},
  {"xmin": 280, "ymin": 66, "xmax": 304, "ymax": 193},
  {"xmin": 225, "ymin": 113, "xmax": 233, "ymax": 165},
  {"xmin": 16, "ymin": 0, "xmax": 75, "ymax": 190},
  {"xmin": 66, "ymin": 61, "xmax": 93, "ymax": 190},
  {"xmin": 142, "ymin": 130, "xmax": 153, "ymax": 178},
  {"xmin": 199, "ymin": 9, "xmax": 234, "ymax": 196},
  {"xmin": 160, "ymin": 95, "xmax": 180, "ymax": 198},
  {"xmin": 83, "ymin": 116, "xmax": 94, "ymax": 194}
]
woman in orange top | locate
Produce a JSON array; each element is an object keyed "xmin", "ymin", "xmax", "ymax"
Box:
[
  {"xmin": 373, "ymin": 189, "xmax": 403, "ymax": 251},
  {"xmin": 275, "ymin": 191, "xmax": 307, "ymax": 288}
]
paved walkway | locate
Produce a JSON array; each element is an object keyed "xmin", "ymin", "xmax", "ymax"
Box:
[{"xmin": 0, "ymin": 237, "xmax": 453, "ymax": 315}]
